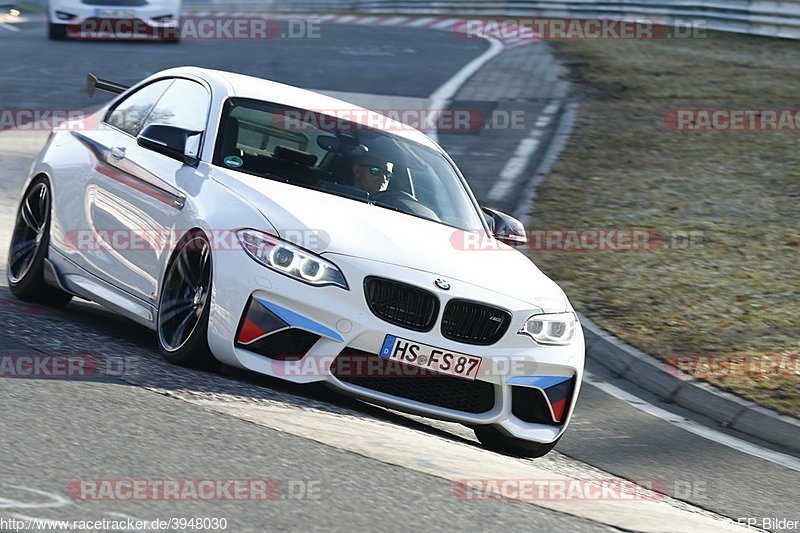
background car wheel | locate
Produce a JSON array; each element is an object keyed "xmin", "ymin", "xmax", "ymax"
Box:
[
  {"xmin": 474, "ymin": 425, "xmax": 561, "ymax": 458},
  {"xmin": 7, "ymin": 176, "xmax": 73, "ymax": 306},
  {"xmin": 157, "ymin": 230, "xmax": 218, "ymax": 370},
  {"xmin": 48, "ymin": 23, "xmax": 68, "ymax": 40}
]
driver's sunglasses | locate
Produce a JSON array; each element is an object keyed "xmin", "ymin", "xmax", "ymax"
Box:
[{"xmin": 358, "ymin": 163, "xmax": 393, "ymax": 180}]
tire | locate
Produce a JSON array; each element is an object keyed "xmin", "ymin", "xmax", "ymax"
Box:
[
  {"xmin": 157, "ymin": 229, "xmax": 218, "ymax": 370},
  {"xmin": 7, "ymin": 176, "xmax": 73, "ymax": 307},
  {"xmin": 48, "ymin": 22, "xmax": 68, "ymax": 40},
  {"xmin": 474, "ymin": 425, "xmax": 561, "ymax": 458}
]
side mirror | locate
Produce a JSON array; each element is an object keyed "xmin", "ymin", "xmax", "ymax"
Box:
[
  {"xmin": 482, "ymin": 207, "xmax": 528, "ymax": 247},
  {"xmin": 137, "ymin": 124, "xmax": 201, "ymax": 167}
]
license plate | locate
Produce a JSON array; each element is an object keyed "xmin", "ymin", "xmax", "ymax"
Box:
[
  {"xmin": 97, "ymin": 9, "xmax": 136, "ymax": 18},
  {"xmin": 379, "ymin": 335, "xmax": 482, "ymax": 380}
]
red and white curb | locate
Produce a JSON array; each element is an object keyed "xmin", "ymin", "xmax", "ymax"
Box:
[{"xmin": 185, "ymin": 12, "xmax": 537, "ymax": 47}]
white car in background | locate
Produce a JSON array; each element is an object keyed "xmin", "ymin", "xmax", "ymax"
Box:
[
  {"xmin": 47, "ymin": 0, "xmax": 181, "ymax": 40},
  {"xmin": 7, "ymin": 67, "xmax": 584, "ymax": 457}
]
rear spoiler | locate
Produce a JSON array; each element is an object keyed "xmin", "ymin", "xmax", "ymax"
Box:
[{"xmin": 87, "ymin": 73, "xmax": 129, "ymax": 96}]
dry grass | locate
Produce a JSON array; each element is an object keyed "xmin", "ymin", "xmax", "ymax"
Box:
[{"xmin": 527, "ymin": 31, "xmax": 800, "ymax": 416}]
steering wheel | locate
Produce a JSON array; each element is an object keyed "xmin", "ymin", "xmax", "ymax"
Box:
[
  {"xmin": 369, "ymin": 189, "xmax": 417, "ymax": 204},
  {"xmin": 370, "ymin": 189, "xmax": 441, "ymax": 221}
]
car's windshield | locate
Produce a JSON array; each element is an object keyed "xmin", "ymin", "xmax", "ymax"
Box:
[{"xmin": 213, "ymin": 98, "xmax": 485, "ymax": 231}]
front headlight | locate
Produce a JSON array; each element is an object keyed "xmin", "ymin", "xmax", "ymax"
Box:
[
  {"xmin": 519, "ymin": 312, "xmax": 577, "ymax": 345},
  {"xmin": 236, "ymin": 229, "xmax": 349, "ymax": 290}
]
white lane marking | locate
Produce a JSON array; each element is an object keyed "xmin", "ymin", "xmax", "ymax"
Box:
[
  {"xmin": 543, "ymin": 102, "xmax": 560, "ymax": 115},
  {"xmin": 0, "ymin": 486, "xmax": 71, "ymax": 509},
  {"xmin": 0, "ymin": 22, "xmax": 21, "ymax": 32},
  {"xmin": 584, "ymin": 372, "xmax": 800, "ymax": 473},
  {"xmin": 487, "ymin": 133, "xmax": 543, "ymax": 200},
  {"xmin": 186, "ymin": 400, "xmax": 749, "ymax": 532},
  {"xmin": 487, "ymin": 100, "xmax": 560, "ymax": 201},
  {"xmin": 426, "ymin": 38, "xmax": 505, "ymax": 142}
]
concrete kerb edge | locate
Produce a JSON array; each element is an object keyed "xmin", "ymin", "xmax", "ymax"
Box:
[{"xmin": 579, "ymin": 313, "xmax": 800, "ymax": 453}]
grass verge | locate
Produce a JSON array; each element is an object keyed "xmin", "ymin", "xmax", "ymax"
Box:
[{"xmin": 527, "ymin": 31, "xmax": 800, "ymax": 417}]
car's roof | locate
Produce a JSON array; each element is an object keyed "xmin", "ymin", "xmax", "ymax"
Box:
[{"xmin": 150, "ymin": 66, "xmax": 441, "ymax": 151}]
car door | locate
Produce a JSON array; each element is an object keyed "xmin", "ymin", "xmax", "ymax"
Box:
[
  {"xmin": 70, "ymin": 77, "xmax": 211, "ymax": 305},
  {"xmin": 57, "ymin": 78, "xmax": 174, "ymax": 298}
]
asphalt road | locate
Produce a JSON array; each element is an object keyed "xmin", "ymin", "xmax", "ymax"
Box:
[
  {"xmin": 0, "ymin": 19, "xmax": 488, "ymax": 107},
  {"xmin": 0, "ymin": 16, "xmax": 797, "ymax": 533}
]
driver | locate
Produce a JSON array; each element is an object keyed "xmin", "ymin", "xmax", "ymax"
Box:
[{"xmin": 351, "ymin": 155, "xmax": 393, "ymax": 195}]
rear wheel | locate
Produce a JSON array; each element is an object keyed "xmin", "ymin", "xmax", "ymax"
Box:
[
  {"xmin": 157, "ymin": 230, "xmax": 217, "ymax": 370},
  {"xmin": 48, "ymin": 22, "xmax": 68, "ymax": 40},
  {"xmin": 7, "ymin": 176, "xmax": 72, "ymax": 306},
  {"xmin": 474, "ymin": 425, "xmax": 560, "ymax": 458}
]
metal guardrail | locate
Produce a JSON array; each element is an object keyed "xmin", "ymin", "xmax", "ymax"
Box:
[{"xmin": 184, "ymin": 0, "xmax": 800, "ymax": 39}]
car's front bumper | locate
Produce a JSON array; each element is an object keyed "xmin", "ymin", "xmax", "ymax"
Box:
[
  {"xmin": 49, "ymin": 1, "xmax": 180, "ymax": 38},
  {"xmin": 207, "ymin": 249, "xmax": 584, "ymax": 444}
]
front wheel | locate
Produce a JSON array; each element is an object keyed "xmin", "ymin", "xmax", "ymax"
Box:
[
  {"xmin": 157, "ymin": 230, "xmax": 218, "ymax": 370},
  {"xmin": 474, "ymin": 425, "xmax": 561, "ymax": 458},
  {"xmin": 7, "ymin": 176, "xmax": 72, "ymax": 306}
]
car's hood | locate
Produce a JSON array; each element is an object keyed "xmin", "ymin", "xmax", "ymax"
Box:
[{"xmin": 214, "ymin": 170, "xmax": 568, "ymax": 311}]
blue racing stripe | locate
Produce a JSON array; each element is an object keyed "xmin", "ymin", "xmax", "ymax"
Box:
[
  {"xmin": 254, "ymin": 297, "xmax": 344, "ymax": 342},
  {"xmin": 506, "ymin": 375, "xmax": 571, "ymax": 390}
]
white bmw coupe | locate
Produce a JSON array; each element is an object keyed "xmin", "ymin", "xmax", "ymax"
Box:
[{"xmin": 7, "ymin": 67, "xmax": 584, "ymax": 457}]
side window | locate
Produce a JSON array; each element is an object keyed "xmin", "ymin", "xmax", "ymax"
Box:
[
  {"xmin": 140, "ymin": 79, "xmax": 210, "ymax": 133},
  {"xmin": 105, "ymin": 80, "xmax": 174, "ymax": 136}
]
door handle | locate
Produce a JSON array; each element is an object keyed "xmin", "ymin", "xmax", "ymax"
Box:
[{"xmin": 110, "ymin": 146, "xmax": 126, "ymax": 160}]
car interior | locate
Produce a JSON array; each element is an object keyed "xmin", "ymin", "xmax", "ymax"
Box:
[{"xmin": 215, "ymin": 101, "xmax": 447, "ymax": 223}]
